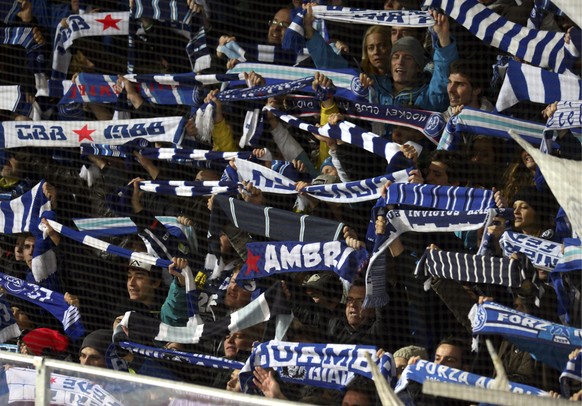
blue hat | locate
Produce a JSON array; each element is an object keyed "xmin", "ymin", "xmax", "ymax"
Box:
[{"xmin": 320, "ymin": 156, "xmax": 334, "ymax": 173}]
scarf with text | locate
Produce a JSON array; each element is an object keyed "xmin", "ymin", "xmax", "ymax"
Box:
[
  {"xmin": 414, "ymin": 248, "xmax": 522, "ymax": 287},
  {"xmin": 394, "ymin": 360, "xmax": 546, "ymax": 396},
  {"xmin": 364, "ymin": 209, "xmax": 494, "ymax": 307},
  {"xmin": 471, "ymin": 301, "xmax": 582, "ymax": 371},
  {"xmin": 0, "ymin": 367, "xmax": 123, "ymax": 406},
  {"xmin": 0, "ymin": 117, "xmax": 184, "ymax": 149},
  {"xmin": 499, "ymin": 231, "xmax": 562, "ymax": 272},
  {"xmin": 237, "ymin": 241, "xmax": 368, "ymax": 282},
  {"xmin": 139, "ymin": 180, "xmax": 239, "ymax": 197},
  {"xmin": 239, "ymin": 341, "xmax": 394, "ymax": 393},
  {"xmin": 424, "ymin": 0, "xmax": 580, "ymax": 74},
  {"xmin": 118, "ymin": 341, "xmax": 244, "ymax": 370},
  {"xmin": 0, "ymin": 273, "xmax": 84, "ymax": 340},
  {"xmin": 545, "ymin": 100, "xmax": 582, "ymax": 136},
  {"xmin": 52, "ymin": 12, "xmax": 130, "ymax": 79},
  {"xmin": 0, "ymin": 295, "xmax": 20, "ymax": 343},
  {"xmin": 496, "ymin": 60, "xmax": 582, "ymax": 112},
  {"xmin": 283, "ymin": 7, "xmax": 432, "ymax": 53},
  {"xmin": 554, "ymin": 238, "xmax": 582, "ymax": 273}
]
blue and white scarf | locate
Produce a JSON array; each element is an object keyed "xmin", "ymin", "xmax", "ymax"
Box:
[
  {"xmin": 138, "ymin": 148, "xmax": 251, "ymax": 162},
  {"xmin": 0, "ymin": 273, "xmax": 84, "ymax": 340},
  {"xmin": 0, "ymin": 295, "xmax": 20, "ymax": 343},
  {"xmin": 264, "ymin": 106, "xmax": 420, "ymax": 163},
  {"xmin": 499, "ymin": 231, "xmax": 562, "ymax": 272},
  {"xmin": 237, "ymin": 241, "xmax": 368, "ymax": 282},
  {"xmin": 548, "ymin": 0, "xmax": 581, "ymax": 27},
  {"xmin": 60, "ymin": 73, "xmax": 204, "ymax": 107},
  {"xmin": 1, "ymin": 367, "xmax": 123, "ymax": 406},
  {"xmin": 545, "ymin": 100, "xmax": 582, "ymax": 136},
  {"xmin": 138, "ymin": 180, "xmax": 239, "ymax": 197},
  {"xmin": 118, "ymin": 341, "xmax": 244, "ymax": 370},
  {"xmin": 45, "ymin": 219, "xmax": 173, "ymax": 269},
  {"xmin": 0, "ymin": 117, "xmax": 185, "ymax": 149},
  {"xmin": 471, "ymin": 301, "xmax": 582, "ymax": 371},
  {"xmin": 423, "ymin": 0, "xmax": 580, "ymax": 74},
  {"xmin": 382, "ymin": 183, "xmax": 495, "ymax": 211},
  {"xmin": 0, "ymin": 26, "xmax": 39, "ymax": 49},
  {"xmin": 0, "ymin": 85, "xmax": 25, "ymax": 113},
  {"xmin": 239, "ymin": 341, "xmax": 394, "ymax": 393},
  {"xmin": 560, "ymin": 351, "xmax": 582, "ymax": 384},
  {"xmin": 527, "ymin": 0, "xmax": 564, "ymax": 29},
  {"xmin": 52, "ymin": 12, "xmax": 130, "ymax": 79},
  {"xmin": 554, "ymin": 238, "xmax": 582, "ymax": 273},
  {"xmin": 236, "ymin": 158, "xmax": 412, "ymax": 203},
  {"xmin": 496, "ymin": 60, "xmax": 582, "ymax": 112},
  {"xmin": 440, "ymin": 107, "xmax": 548, "ymax": 151},
  {"xmin": 364, "ymin": 209, "xmax": 494, "ymax": 307},
  {"xmin": 283, "ymin": 7, "xmax": 432, "ymax": 53},
  {"xmin": 394, "ymin": 359, "xmax": 546, "ymax": 396},
  {"xmin": 414, "ymin": 248, "xmax": 523, "ymax": 287}
]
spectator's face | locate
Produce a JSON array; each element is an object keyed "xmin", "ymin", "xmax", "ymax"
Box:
[
  {"xmin": 394, "ymin": 356, "xmax": 408, "ymax": 378},
  {"xmin": 391, "ymin": 126, "xmax": 423, "ymax": 145},
  {"xmin": 321, "ymin": 165, "xmax": 338, "ymax": 178},
  {"xmin": 365, "ymin": 33, "xmax": 391, "ymax": 74},
  {"xmin": 384, "ymin": 0, "xmax": 404, "ymax": 10},
  {"xmin": 23, "ymin": 236, "xmax": 34, "ymax": 269},
  {"xmin": 127, "ymin": 269, "xmax": 160, "ymax": 306},
  {"xmin": 226, "ymin": 369, "xmax": 241, "ymax": 392},
  {"xmin": 14, "ymin": 237, "xmax": 25, "ymax": 262},
  {"xmin": 342, "ymin": 389, "xmax": 371, "ymax": 406},
  {"xmin": 223, "ymin": 330, "xmax": 254, "ymax": 359},
  {"xmin": 224, "ymin": 270, "xmax": 252, "ymax": 309},
  {"xmin": 79, "ymin": 347, "xmax": 106, "ymax": 368},
  {"xmin": 345, "ymin": 286, "xmax": 374, "ymax": 329},
  {"xmin": 426, "ymin": 161, "xmax": 454, "ymax": 186},
  {"xmin": 391, "ymin": 27, "xmax": 420, "ymax": 44},
  {"xmin": 434, "ymin": 344, "xmax": 463, "ymax": 369},
  {"xmin": 521, "ymin": 151, "xmax": 536, "ymax": 171},
  {"xmin": 447, "ymin": 73, "xmax": 479, "ymax": 108},
  {"xmin": 513, "ymin": 200, "xmax": 538, "ymax": 232},
  {"xmin": 470, "ymin": 139, "xmax": 496, "ymax": 165},
  {"xmin": 267, "ymin": 9, "xmax": 291, "ymax": 45},
  {"xmin": 1, "ymin": 157, "xmax": 19, "ymax": 179},
  {"xmin": 391, "ymin": 51, "xmax": 420, "ymax": 87}
]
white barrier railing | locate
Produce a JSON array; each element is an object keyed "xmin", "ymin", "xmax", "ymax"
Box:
[{"xmin": 0, "ymin": 350, "xmax": 305, "ymax": 406}]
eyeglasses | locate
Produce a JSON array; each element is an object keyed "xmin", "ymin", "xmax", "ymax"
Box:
[
  {"xmin": 346, "ymin": 297, "xmax": 364, "ymax": 306},
  {"xmin": 268, "ymin": 19, "xmax": 290, "ymax": 29}
]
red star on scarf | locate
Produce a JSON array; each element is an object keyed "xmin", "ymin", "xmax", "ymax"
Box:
[
  {"xmin": 96, "ymin": 14, "xmax": 122, "ymax": 30},
  {"xmin": 50, "ymin": 377, "xmax": 57, "ymax": 384},
  {"xmin": 245, "ymin": 248, "xmax": 261, "ymax": 276},
  {"xmin": 73, "ymin": 124, "xmax": 95, "ymax": 142}
]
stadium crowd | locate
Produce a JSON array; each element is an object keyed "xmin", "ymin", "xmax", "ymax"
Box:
[{"xmin": 0, "ymin": 0, "xmax": 580, "ymax": 404}]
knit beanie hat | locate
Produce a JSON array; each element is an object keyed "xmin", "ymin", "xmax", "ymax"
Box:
[{"xmin": 390, "ymin": 37, "xmax": 426, "ymax": 69}]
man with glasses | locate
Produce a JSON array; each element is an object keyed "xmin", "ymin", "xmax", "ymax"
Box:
[{"xmin": 267, "ymin": 8, "xmax": 291, "ymax": 45}]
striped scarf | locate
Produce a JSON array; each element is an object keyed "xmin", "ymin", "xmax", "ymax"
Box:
[
  {"xmin": 496, "ymin": 60, "xmax": 582, "ymax": 112},
  {"xmin": 560, "ymin": 351, "xmax": 582, "ymax": 397},
  {"xmin": 423, "ymin": 0, "xmax": 579, "ymax": 74},
  {"xmin": 0, "ymin": 85, "xmax": 29, "ymax": 115},
  {"xmin": 0, "ymin": 26, "xmax": 39, "ymax": 48},
  {"xmin": 239, "ymin": 341, "xmax": 394, "ymax": 393},
  {"xmin": 0, "ymin": 273, "xmax": 84, "ymax": 339},
  {"xmin": 440, "ymin": 107, "xmax": 549, "ymax": 151},
  {"xmin": 139, "ymin": 180, "xmax": 239, "ymax": 197},
  {"xmin": 395, "ymin": 360, "xmax": 546, "ymax": 396},
  {"xmin": 52, "ymin": 12, "xmax": 130, "ymax": 79},
  {"xmin": 414, "ymin": 248, "xmax": 523, "ymax": 287},
  {"xmin": 81, "ymin": 145, "xmax": 252, "ymax": 162},
  {"xmin": 499, "ymin": 231, "xmax": 562, "ymax": 272},
  {"xmin": 471, "ymin": 301, "xmax": 581, "ymax": 371},
  {"xmin": 0, "ymin": 117, "xmax": 185, "ymax": 149},
  {"xmin": 364, "ymin": 209, "xmax": 494, "ymax": 307}
]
